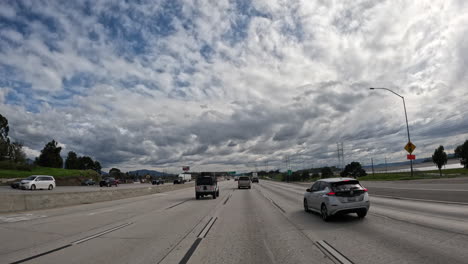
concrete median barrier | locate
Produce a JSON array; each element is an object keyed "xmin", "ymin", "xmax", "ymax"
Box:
[{"xmin": 0, "ymin": 182, "xmax": 194, "ymax": 213}]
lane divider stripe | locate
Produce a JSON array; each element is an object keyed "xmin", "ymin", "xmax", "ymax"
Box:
[
  {"xmin": 71, "ymin": 222, "xmax": 132, "ymax": 245},
  {"xmin": 198, "ymin": 217, "xmax": 217, "ymax": 238},
  {"xmin": 10, "ymin": 222, "xmax": 132, "ymax": 264},
  {"xmin": 165, "ymin": 200, "xmax": 189, "ymax": 210},
  {"xmin": 179, "ymin": 238, "xmax": 202, "ymax": 264},
  {"xmin": 316, "ymin": 240, "xmax": 354, "ymax": 264}
]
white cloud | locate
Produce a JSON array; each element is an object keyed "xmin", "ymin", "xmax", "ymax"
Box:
[{"xmin": 0, "ymin": 0, "xmax": 467, "ymax": 172}]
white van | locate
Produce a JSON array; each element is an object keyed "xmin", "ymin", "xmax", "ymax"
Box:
[{"xmin": 20, "ymin": 175, "xmax": 56, "ymax": 190}]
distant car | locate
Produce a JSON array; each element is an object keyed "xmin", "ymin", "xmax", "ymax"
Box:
[
  {"xmin": 303, "ymin": 178, "xmax": 370, "ymax": 221},
  {"xmin": 115, "ymin": 179, "xmax": 121, "ymax": 184},
  {"xmin": 238, "ymin": 176, "xmax": 251, "ymax": 189},
  {"xmin": 251, "ymin": 177, "xmax": 259, "ymax": 183},
  {"xmin": 10, "ymin": 181, "xmax": 20, "ymax": 189},
  {"xmin": 234, "ymin": 176, "xmax": 239, "ymax": 181},
  {"xmin": 81, "ymin": 179, "xmax": 95, "ymax": 186},
  {"xmin": 152, "ymin": 179, "xmax": 165, "ymax": 185},
  {"xmin": 100, "ymin": 177, "xmax": 118, "ymax": 187},
  {"xmin": 19, "ymin": 175, "xmax": 56, "ymax": 190}
]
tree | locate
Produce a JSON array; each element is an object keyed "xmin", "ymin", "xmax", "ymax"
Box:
[
  {"xmin": 65, "ymin": 151, "xmax": 79, "ymax": 169},
  {"xmin": 9, "ymin": 142, "xmax": 26, "ymax": 163},
  {"xmin": 301, "ymin": 170, "xmax": 310, "ymax": 181},
  {"xmin": 77, "ymin": 156, "xmax": 95, "ymax": 170},
  {"xmin": 37, "ymin": 140, "xmax": 63, "ymax": 168},
  {"xmin": 93, "ymin": 161, "xmax": 102, "ymax": 173},
  {"xmin": 109, "ymin": 168, "xmax": 122, "ymax": 178},
  {"xmin": 340, "ymin": 162, "xmax": 367, "ymax": 178},
  {"xmin": 432, "ymin": 145, "xmax": 448, "ymax": 176},
  {"xmin": 455, "ymin": 140, "xmax": 468, "ymax": 169},
  {"xmin": 0, "ymin": 114, "xmax": 10, "ymax": 161},
  {"xmin": 321, "ymin": 167, "xmax": 334, "ymax": 178}
]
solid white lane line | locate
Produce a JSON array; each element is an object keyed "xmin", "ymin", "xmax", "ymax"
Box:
[
  {"xmin": 316, "ymin": 240, "xmax": 354, "ymax": 264},
  {"xmin": 71, "ymin": 222, "xmax": 132, "ymax": 245},
  {"xmin": 87, "ymin": 207, "xmax": 123, "ymax": 216},
  {"xmin": 0, "ymin": 214, "xmax": 47, "ymax": 223},
  {"xmin": 198, "ymin": 217, "xmax": 217, "ymax": 238}
]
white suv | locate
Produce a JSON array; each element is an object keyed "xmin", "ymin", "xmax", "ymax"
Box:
[
  {"xmin": 303, "ymin": 178, "xmax": 370, "ymax": 221},
  {"xmin": 20, "ymin": 175, "xmax": 56, "ymax": 190}
]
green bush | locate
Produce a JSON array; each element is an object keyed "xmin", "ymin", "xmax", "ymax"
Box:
[{"xmin": 0, "ymin": 160, "xmax": 34, "ymax": 171}]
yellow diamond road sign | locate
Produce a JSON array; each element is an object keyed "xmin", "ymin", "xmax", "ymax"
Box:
[{"xmin": 404, "ymin": 141, "xmax": 416, "ymax": 154}]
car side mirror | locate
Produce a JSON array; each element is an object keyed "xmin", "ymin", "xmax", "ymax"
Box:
[{"xmin": 306, "ymin": 188, "xmax": 311, "ymax": 192}]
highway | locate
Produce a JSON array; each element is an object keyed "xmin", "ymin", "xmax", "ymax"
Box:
[{"xmin": 1, "ymin": 180, "xmax": 468, "ymax": 264}]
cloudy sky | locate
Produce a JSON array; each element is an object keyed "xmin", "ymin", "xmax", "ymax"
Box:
[{"xmin": 1, "ymin": 0, "xmax": 467, "ymax": 173}]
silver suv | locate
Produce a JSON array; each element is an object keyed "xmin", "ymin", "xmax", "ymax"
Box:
[
  {"xmin": 237, "ymin": 176, "xmax": 251, "ymax": 189},
  {"xmin": 303, "ymin": 178, "xmax": 369, "ymax": 221}
]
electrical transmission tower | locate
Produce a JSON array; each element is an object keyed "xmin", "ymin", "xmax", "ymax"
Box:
[{"xmin": 337, "ymin": 142, "xmax": 345, "ymax": 170}]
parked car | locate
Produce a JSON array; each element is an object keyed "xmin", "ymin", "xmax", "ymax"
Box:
[
  {"xmin": 238, "ymin": 176, "xmax": 251, "ymax": 189},
  {"xmin": 115, "ymin": 179, "xmax": 121, "ymax": 184},
  {"xmin": 19, "ymin": 175, "xmax": 56, "ymax": 190},
  {"xmin": 100, "ymin": 177, "xmax": 118, "ymax": 187},
  {"xmin": 81, "ymin": 179, "xmax": 95, "ymax": 186},
  {"xmin": 10, "ymin": 181, "xmax": 20, "ymax": 189},
  {"xmin": 195, "ymin": 172, "xmax": 219, "ymax": 199},
  {"xmin": 152, "ymin": 179, "xmax": 165, "ymax": 185},
  {"xmin": 303, "ymin": 178, "xmax": 370, "ymax": 221}
]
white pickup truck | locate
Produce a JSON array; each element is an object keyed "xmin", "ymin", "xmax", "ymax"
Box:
[{"xmin": 174, "ymin": 173, "xmax": 191, "ymax": 184}]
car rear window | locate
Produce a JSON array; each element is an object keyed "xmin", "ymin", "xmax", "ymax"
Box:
[
  {"xmin": 239, "ymin": 177, "xmax": 250, "ymax": 181},
  {"xmin": 197, "ymin": 177, "xmax": 213, "ymax": 185},
  {"xmin": 331, "ymin": 181, "xmax": 363, "ymax": 191}
]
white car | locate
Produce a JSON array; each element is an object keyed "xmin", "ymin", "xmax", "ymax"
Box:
[
  {"xmin": 303, "ymin": 178, "xmax": 369, "ymax": 221},
  {"xmin": 20, "ymin": 175, "xmax": 56, "ymax": 190}
]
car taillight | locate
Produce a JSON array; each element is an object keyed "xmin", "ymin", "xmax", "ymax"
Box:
[
  {"xmin": 363, "ymin": 188, "xmax": 368, "ymax": 192},
  {"xmin": 326, "ymin": 192, "xmax": 336, "ymax": 196}
]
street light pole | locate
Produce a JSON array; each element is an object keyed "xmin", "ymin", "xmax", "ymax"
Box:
[{"xmin": 369, "ymin": 87, "xmax": 414, "ymax": 177}]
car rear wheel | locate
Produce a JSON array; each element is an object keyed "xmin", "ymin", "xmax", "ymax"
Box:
[
  {"xmin": 31, "ymin": 185, "xmax": 36, "ymax": 190},
  {"xmin": 212, "ymin": 193, "xmax": 216, "ymax": 199},
  {"xmin": 216, "ymin": 190, "xmax": 219, "ymax": 197},
  {"xmin": 304, "ymin": 199, "xmax": 310, "ymax": 212},
  {"xmin": 48, "ymin": 185, "xmax": 53, "ymax": 190},
  {"xmin": 321, "ymin": 204, "xmax": 330, "ymax": 222},
  {"xmin": 357, "ymin": 209, "xmax": 367, "ymax": 218},
  {"xmin": 196, "ymin": 194, "xmax": 200, "ymax": 200}
]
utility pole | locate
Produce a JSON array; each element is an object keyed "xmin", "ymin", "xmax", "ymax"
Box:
[
  {"xmin": 337, "ymin": 142, "xmax": 344, "ymax": 170},
  {"xmin": 370, "ymin": 87, "xmax": 414, "ymax": 177}
]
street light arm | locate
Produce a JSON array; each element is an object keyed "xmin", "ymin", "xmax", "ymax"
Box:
[{"xmin": 369, "ymin": 87, "xmax": 403, "ymax": 98}]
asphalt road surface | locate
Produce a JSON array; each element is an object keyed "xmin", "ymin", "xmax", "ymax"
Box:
[{"xmin": 1, "ymin": 180, "xmax": 467, "ymax": 264}]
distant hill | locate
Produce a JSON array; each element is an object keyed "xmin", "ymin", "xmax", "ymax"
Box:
[{"xmin": 127, "ymin": 169, "xmax": 168, "ymax": 177}]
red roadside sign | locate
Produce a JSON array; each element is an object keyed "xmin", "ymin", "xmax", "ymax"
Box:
[{"xmin": 407, "ymin": 154, "xmax": 416, "ymax": 160}]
